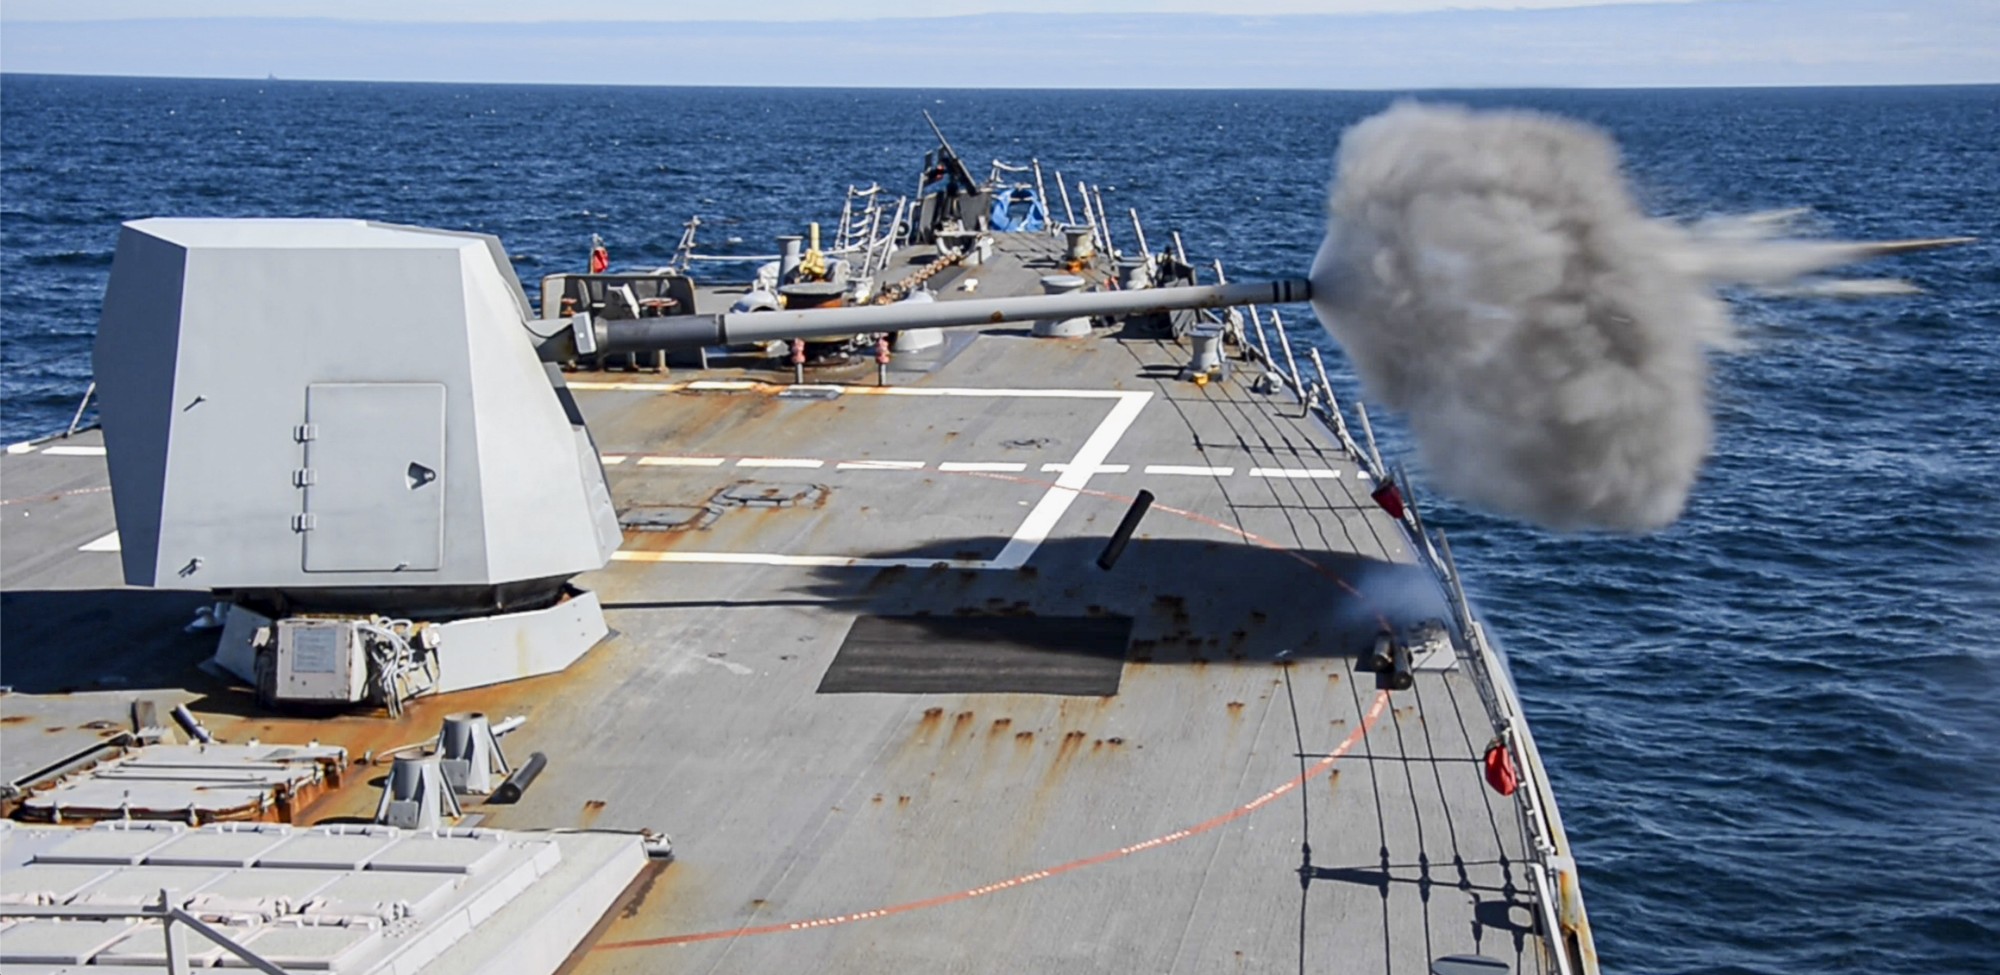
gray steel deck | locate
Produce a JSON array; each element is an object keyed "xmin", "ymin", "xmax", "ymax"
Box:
[{"xmin": 1, "ymin": 231, "xmax": 1556, "ymax": 973}]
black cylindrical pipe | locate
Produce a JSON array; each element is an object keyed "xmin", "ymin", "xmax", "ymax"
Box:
[
  {"xmin": 1367, "ymin": 632, "xmax": 1397, "ymax": 673},
  {"xmin": 1097, "ymin": 490, "xmax": 1155, "ymax": 571},
  {"xmin": 490, "ymin": 751, "xmax": 548, "ymax": 804},
  {"xmin": 1389, "ymin": 642, "xmax": 1415, "ymax": 691}
]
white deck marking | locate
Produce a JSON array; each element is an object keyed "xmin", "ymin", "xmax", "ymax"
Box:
[
  {"xmin": 566, "ymin": 380, "xmax": 681, "ymax": 391},
  {"xmin": 1040, "ymin": 463, "xmax": 1129, "ymax": 474},
  {"xmin": 993, "ymin": 390, "xmax": 1151, "ymax": 569},
  {"xmin": 5, "ymin": 442, "xmax": 36, "ymax": 454},
  {"xmin": 836, "ymin": 460, "xmax": 926, "ymax": 470},
  {"xmin": 40, "ymin": 445, "xmax": 107, "ymax": 456},
  {"xmin": 1144, "ymin": 464, "xmax": 1235, "ymax": 476},
  {"xmin": 79, "ymin": 531, "xmax": 121, "ymax": 552},
  {"xmin": 1249, "ymin": 467, "xmax": 1342, "ymax": 479},
  {"xmin": 737, "ymin": 457, "xmax": 824, "ymax": 469},
  {"xmin": 599, "ymin": 455, "xmax": 628, "ymax": 465},
  {"xmin": 939, "ymin": 462, "xmax": 1026, "ymax": 473},
  {"xmin": 567, "ymin": 381, "xmax": 1139, "ymax": 399},
  {"xmin": 605, "ymin": 387, "xmax": 1153, "ymax": 571},
  {"xmin": 613, "ymin": 551, "xmax": 986, "ymax": 570},
  {"xmin": 854, "ymin": 386, "xmax": 1134, "ymax": 400}
]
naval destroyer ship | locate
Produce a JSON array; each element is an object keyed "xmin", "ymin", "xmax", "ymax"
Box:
[{"xmin": 0, "ymin": 119, "xmax": 1593, "ymax": 974}]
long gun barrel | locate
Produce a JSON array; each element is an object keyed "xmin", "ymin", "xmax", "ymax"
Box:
[{"xmin": 591, "ymin": 278, "xmax": 1312, "ymax": 355}]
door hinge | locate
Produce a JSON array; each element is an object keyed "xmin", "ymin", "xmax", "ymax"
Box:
[
  {"xmin": 293, "ymin": 468, "xmax": 317, "ymax": 487},
  {"xmin": 292, "ymin": 513, "xmax": 317, "ymax": 532},
  {"xmin": 294, "ymin": 423, "xmax": 318, "ymax": 443}
]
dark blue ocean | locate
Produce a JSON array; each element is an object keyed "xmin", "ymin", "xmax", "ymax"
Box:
[{"xmin": 3, "ymin": 76, "xmax": 1997, "ymax": 972}]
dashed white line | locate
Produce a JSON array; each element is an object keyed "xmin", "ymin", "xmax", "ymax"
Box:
[
  {"xmin": 566, "ymin": 381, "xmax": 679, "ymax": 391},
  {"xmin": 1249, "ymin": 467, "xmax": 1342, "ymax": 479},
  {"xmin": 836, "ymin": 460, "xmax": 926, "ymax": 470},
  {"xmin": 1144, "ymin": 464, "xmax": 1235, "ymax": 477},
  {"xmin": 40, "ymin": 445, "xmax": 107, "ymax": 457},
  {"xmin": 938, "ymin": 462, "xmax": 1026, "ymax": 473},
  {"xmin": 638, "ymin": 456, "xmax": 726, "ymax": 467},
  {"xmin": 855, "ymin": 386, "xmax": 1133, "ymax": 400},
  {"xmin": 599, "ymin": 455, "xmax": 628, "ymax": 465},
  {"xmin": 79, "ymin": 531, "xmax": 121, "ymax": 552},
  {"xmin": 1040, "ymin": 463, "xmax": 1129, "ymax": 474},
  {"xmin": 5, "ymin": 442, "xmax": 36, "ymax": 455},
  {"xmin": 737, "ymin": 458, "xmax": 825, "ymax": 469},
  {"xmin": 613, "ymin": 551, "xmax": 986, "ymax": 570}
]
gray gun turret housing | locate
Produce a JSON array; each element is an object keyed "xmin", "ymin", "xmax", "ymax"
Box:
[
  {"xmin": 94, "ymin": 219, "xmax": 620, "ymax": 701},
  {"xmin": 95, "ymin": 219, "xmax": 620, "ymax": 610}
]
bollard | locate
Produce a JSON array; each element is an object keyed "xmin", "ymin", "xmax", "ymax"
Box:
[
  {"xmin": 437, "ymin": 712, "xmax": 508, "ymax": 795},
  {"xmin": 1033, "ymin": 275, "xmax": 1092, "ymax": 338},
  {"xmin": 376, "ymin": 754, "xmax": 458, "ymax": 828}
]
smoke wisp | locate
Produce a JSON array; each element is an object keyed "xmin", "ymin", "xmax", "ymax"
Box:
[{"xmin": 1309, "ymin": 103, "xmax": 1894, "ymax": 532}]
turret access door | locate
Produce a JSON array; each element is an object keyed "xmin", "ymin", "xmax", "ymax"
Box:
[{"xmin": 300, "ymin": 382, "xmax": 446, "ymax": 572}]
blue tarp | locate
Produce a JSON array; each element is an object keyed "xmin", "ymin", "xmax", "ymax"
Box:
[{"xmin": 989, "ymin": 187, "xmax": 1048, "ymax": 233}]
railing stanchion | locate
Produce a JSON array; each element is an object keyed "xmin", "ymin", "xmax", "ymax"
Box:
[
  {"xmin": 1355, "ymin": 399, "xmax": 1386, "ymax": 476},
  {"xmin": 67, "ymin": 381, "xmax": 96, "ymax": 437},
  {"xmin": 1268, "ymin": 309, "xmax": 1308, "ymax": 414}
]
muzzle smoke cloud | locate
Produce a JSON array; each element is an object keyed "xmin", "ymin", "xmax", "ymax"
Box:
[{"xmin": 1309, "ymin": 103, "xmax": 1898, "ymax": 533}]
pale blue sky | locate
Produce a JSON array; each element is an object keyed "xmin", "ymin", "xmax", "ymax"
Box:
[
  {"xmin": 2, "ymin": 1, "xmax": 1712, "ymax": 21},
  {"xmin": 3, "ymin": 0, "xmax": 1995, "ymax": 88}
]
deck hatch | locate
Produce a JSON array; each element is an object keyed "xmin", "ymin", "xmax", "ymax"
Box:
[
  {"xmin": 301, "ymin": 382, "xmax": 446, "ymax": 572},
  {"xmin": 820, "ymin": 615, "xmax": 1133, "ymax": 695}
]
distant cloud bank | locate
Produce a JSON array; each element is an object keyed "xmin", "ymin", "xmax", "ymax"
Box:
[{"xmin": 2, "ymin": 1, "xmax": 1995, "ymax": 88}]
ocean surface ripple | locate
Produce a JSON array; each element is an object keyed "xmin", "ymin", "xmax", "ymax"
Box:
[{"xmin": 3, "ymin": 76, "xmax": 1996, "ymax": 973}]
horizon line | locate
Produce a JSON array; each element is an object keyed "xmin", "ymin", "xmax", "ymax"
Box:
[{"xmin": 8, "ymin": 71, "xmax": 1998, "ymax": 92}]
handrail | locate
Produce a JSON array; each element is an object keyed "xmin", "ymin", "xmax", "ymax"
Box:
[{"xmin": 1221, "ymin": 266, "xmax": 1598, "ymax": 973}]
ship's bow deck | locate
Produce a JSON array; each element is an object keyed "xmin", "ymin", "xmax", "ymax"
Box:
[{"xmin": 1, "ymin": 231, "xmax": 1559, "ymax": 973}]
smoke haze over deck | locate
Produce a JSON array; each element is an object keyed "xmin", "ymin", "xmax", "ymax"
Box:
[{"xmin": 2, "ymin": 0, "xmax": 1995, "ymax": 88}]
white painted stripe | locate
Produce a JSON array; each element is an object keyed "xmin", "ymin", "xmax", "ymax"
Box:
[
  {"xmin": 993, "ymin": 390, "xmax": 1152, "ymax": 569},
  {"xmin": 1356, "ymin": 470, "xmax": 1373, "ymax": 480},
  {"xmin": 1249, "ymin": 467, "xmax": 1342, "ymax": 479},
  {"xmin": 599, "ymin": 455, "xmax": 628, "ymax": 465},
  {"xmin": 738, "ymin": 457, "xmax": 824, "ymax": 469},
  {"xmin": 836, "ymin": 460, "xmax": 926, "ymax": 470},
  {"xmin": 854, "ymin": 386, "xmax": 1132, "ymax": 400},
  {"xmin": 40, "ymin": 445, "xmax": 106, "ymax": 456},
  {"xmin": 638, "ymin": 456, "xmax": 726, "ymax": 467},
  {"xmin": 613, "ymin": 550, "xmax": 989, "ymax": 570},
  {"xmin": 79, "ymin": 530, "xmax": 121, "ymax": 552},
  {"xmin": 1040, "ymin": 463, "xmax": 1130, "ymax": 474},
  {"xmin": 569, "ymin": 382, "xmax": 1137, "ymax": 400},
  {"xmin": 566, "ymin": 381, "xmax": 682, "ymax": 391},
  {"xmin": 938, "ymin": 462, "xmax": 1026, "ymax": 473},
  {"xmin": 1145, "ymin": 464, "xmax": 1235, "ymax": 476},
  {"xmin": 7, "ymin": 442, "xmax": 39, "ymax": 454}
]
